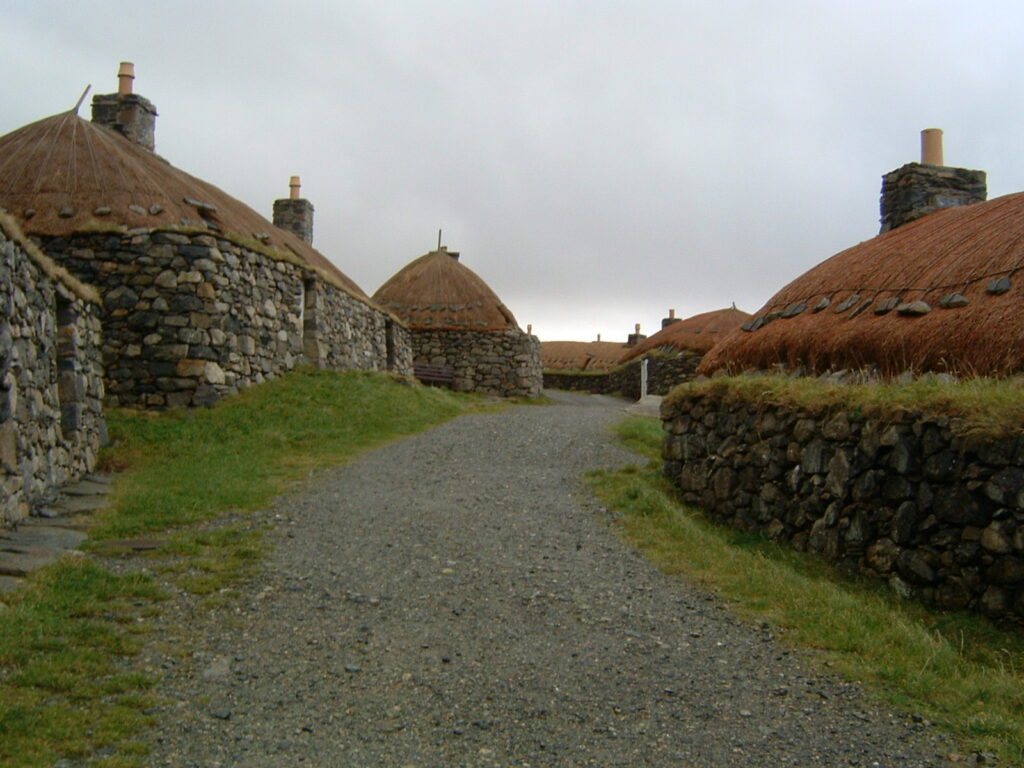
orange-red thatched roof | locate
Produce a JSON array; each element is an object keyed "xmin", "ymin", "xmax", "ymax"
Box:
[
  {"xmin": 0, "ymin": 110, "xmax": 369, "ymax": 300},
  {"xmin": 618, "ymin": 306, "xmax": 752, "ymax": 363},
  {"xmin": 373, "ymin": 248, "xmax": 519, "ymax": 331},
  {"xmin": 541, "ymin": 340, "xmax": 631, "ymax": 371},
  {"xmin": 700, "ymin": 191, "xmax": 1024, "ymax": 378}
]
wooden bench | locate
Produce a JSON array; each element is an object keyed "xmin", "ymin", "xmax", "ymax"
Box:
[{"xmin": 413, "ymin": 364, "xmax": 456, "ymax": 388}]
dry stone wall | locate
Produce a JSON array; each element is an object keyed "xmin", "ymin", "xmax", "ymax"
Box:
[
  {"xmin": 544, "ymin": 352, "xmax": 702, "ymax": 398},
  {"xmin": 40, "ymin": 230, "xmax": 411, "ymax": 408},
  {"xmin": 414, "ymin": 329, "xmax": 542, "ymax": 397},
  {"xmin": 1, "ymin": 226, "xmax": 105, "ymax": 523},
  {"xmin": 662, "ymin": 387, "xmax": 1024, "ymax": 623},
  {"xmin": 309, "ymin": 280, "xmax": 413, "ymax": 376}
]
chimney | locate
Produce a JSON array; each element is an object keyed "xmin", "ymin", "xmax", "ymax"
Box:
[
  {"xmin": 879, "ymin": 129, "xmax": 986, "ymax": 233},
  {"xmin": 661, "ymin": 308, "xmax": 681, "ymax": 329},
  {"xmin": 273, "ymin": 176, "xmax": 315, "ymax": 245},
  {"xmin": 91, "ymin": 61, "xmax": 158, "ymax": 151},
  {"xmin": 921, "ymin": 128, "xmax": 943, "ymax": 166},
  {"xmin": 626, "ymin": 322, "xmax": 647, "ymax": 347}
]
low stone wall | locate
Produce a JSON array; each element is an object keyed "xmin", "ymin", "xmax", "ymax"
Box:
[
  {"xmin": 662, "ymin": 385, "xmax": 1024, "ymax": 622},
  {"xmin": 1, "ymin": 225, "xmax": 105, "ymax": 523},
  {"xmin": 413, "ymin": 329, "xmax": 542, "ymax": 397},
  {"xmin": 544, "ymin": 352, "xmax": 701, "ymax": 398},
  {"xmin": 43, "ymin": 230, "xmax": 411, "ymax": 408}
]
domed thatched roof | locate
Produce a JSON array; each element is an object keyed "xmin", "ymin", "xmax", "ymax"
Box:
[
  {"xmin": 618, "ymin": 306, "xmax": 751, "ymax": 363},
  {"xmin": 541, "ymin": 340, "xmax": 630, "ymax": 371},
  {"xmin": 700, "ymin": 192, "xmax": 1024, "ymax": 378},
  {"xmin": 373, "ymin": 248, "xmax": 519, "ymax": 331},
  {"xmin": 0, "ymin": 110, "xmax": 368, "ymax": 299}
]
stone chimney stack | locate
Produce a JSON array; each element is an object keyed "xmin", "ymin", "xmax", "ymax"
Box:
[
  {"xmin": 273, "ymin": 176, "xmax": 315, "ymax": 245},
  {"xmin": 879, "ymin": 129, "xmax": 986, "ymax": 234},
  {"xmin": 626, "ymin": 322, "xmax": 647, "ymax": 347},
  {"xmin": 661, "ymin": 308, "xmax": 681, "ymax": 329},
  {"xmin": 91, "ymin": 62, "xmax": 158, "ymax": 151}
]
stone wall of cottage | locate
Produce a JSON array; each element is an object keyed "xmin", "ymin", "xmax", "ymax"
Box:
[
  {"xmin": 662, "ymin": 387, "xmax": 1024, "ymax": 623},
  {"xmin": 40, "ymin": 230, "xmax": 411, "ymax": 408},
  {"xmin": 307, "ymin": 279, "xmax": 413, "ymax": 376},
  {"xmin": 543, "ymin": 352, "xmax": 702, "ymax": 398},
  {"xmin": 414, "ymin": 329, "xmax": 542, "ymax": 397},
  {"xmin": 1, "ymin": 228, "xmax": 105, "ymax": 523}
]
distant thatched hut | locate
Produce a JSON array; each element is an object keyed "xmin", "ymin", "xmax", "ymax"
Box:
[
  {"xmin": 541, "ymin": 340, "xmax": 632, "ymax": 372},
  {"xmin": 373, "ymin": 247, "xmax": 542, "ymax": 396},
  {"xmin": 619, "ymin": 306, "xmax": 751, "ymax": 365}
]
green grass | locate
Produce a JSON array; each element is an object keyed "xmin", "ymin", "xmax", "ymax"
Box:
[
  {"xmin": 590, "ymin": 415, "xmax": 1024, "ymax": 766},
  {"xmin": 0, "ymin": 369, "xmax": 488, "ymax": 767},
  {"xmin": 94, "ymin": 368, "xmax": 488, "ymax": 539},
  {"xmin": 0, "ymin": 561, "xmax": 163, "ymax": 767},
  {"xmin": 669, "ymin": 374, "xmax": 1024, "ymax": 437}
]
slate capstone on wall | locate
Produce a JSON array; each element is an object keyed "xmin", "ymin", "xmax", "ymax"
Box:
[
  {"xmin": 662, "ymin": 387, "xmax": 1024, "ymax": 623},
  {"xmin": 41, "ymin": 229, "xmax": 410, "ymax": 408},
  {"xmin": 1, "ymin": 226, "xmax": 105, "ymax": 523}
]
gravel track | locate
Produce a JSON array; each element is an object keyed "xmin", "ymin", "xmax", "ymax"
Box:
[{"xmin": 137, "ymin": 392, "xmax": 953, "ymax": 767}]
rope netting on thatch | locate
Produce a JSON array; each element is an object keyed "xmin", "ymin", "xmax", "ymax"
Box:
[
  {"xmin": 373, "ymin": 250, "xmax": 519, "ymax": 331},
  {"xmin": 0, "ymin": 110, "xmax": 371, "ymax": 303},
  {"xmin": 618, "ymin": 306, "xmax": 752, "ymax": 364},
  {"xmin": 700, "ymin": 192, "xmax": 1024, "ymax": 378}
]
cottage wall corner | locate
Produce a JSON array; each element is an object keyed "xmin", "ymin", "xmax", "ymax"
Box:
[{"xmin": 1, "ymin": 227, "xmax": 105, "ymax": 523}]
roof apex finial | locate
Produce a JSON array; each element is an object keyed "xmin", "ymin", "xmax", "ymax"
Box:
[{"xmin": 73, "ymin": 84, "xmax": 92, "ymax": 114}]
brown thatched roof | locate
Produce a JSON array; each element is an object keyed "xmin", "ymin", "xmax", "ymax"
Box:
[
  {"xmin": 373, "ymin": 248, "xmax": 519, "ymax": 331},
  {"xmin": 0, "ymin": 110, "xmax": 371, "ymax": 302},
  {"xmin": 618, "ymin": 306, "xmax": 752, "ymax": 363},
  {"xmin": 541, "ymin": 340, "xmax": 630, "ymax": 371},
  {"xmin": 700, "ymin": 191, "xmax": 1024, "ymax": 378}
]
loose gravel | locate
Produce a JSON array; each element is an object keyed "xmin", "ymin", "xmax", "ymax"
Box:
[{"xmin": 133, "ymin": 391, "xmax": 954, "ymax": 767}]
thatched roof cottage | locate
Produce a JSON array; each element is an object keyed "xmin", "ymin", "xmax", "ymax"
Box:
[
  {"xmin": 373, "ymin": 246, "xmax": 542, "ymax": 396},
  {"xmin": 700, "ymin": 130, "xmax": 1021, "ymax": 379},
  {"xmin": 618, "ymin": 306, "xmax": 751, "ymax": 364},
  {"xmin": 0, "ymin": 63, "xmax": 411, "ymax": 408},
  {"xmin": 541, "ymin": 339, "xmax": 632, "ymax": 372}
]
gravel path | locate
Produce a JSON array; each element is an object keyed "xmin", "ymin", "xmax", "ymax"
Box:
[{"xmin": 138, "ymin": 392, "xmax": 953, "ymax": 767}]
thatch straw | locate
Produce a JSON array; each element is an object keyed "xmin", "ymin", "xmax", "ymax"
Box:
[
  {"xmin": 373, "ymin": 250, "xmax": 519, "ymax": 331},
  {"xmin": 618, "ymin": 306, "xmax": 751, "ymax": 363},
  {"xmin": 0, "ymin": 110, "xmax": 385, "ymax": 312},
  {"xmin": 541, "ymin": 340, "xmax": 631, "ymax": 371},
  {"xmin": 700, "ymin": 192, "xmax": 1024, "ymax": 378}
]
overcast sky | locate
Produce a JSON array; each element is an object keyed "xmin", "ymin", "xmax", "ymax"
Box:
[{"xmin": 6, "ymin": 1, "xmax": 1023, "ymax": 341}]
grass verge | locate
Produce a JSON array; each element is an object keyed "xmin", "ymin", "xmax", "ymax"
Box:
[
  {"xmin": 0, "ymin": 369, "xmax": 489, "ymax": 767},
  {"xmin": 590, "ymin": 415, "xmax": 1024, "ymax": 766},
  {"xmin": 668, "ymin": 374, "xmax": 1024, "ymax": 437}
]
